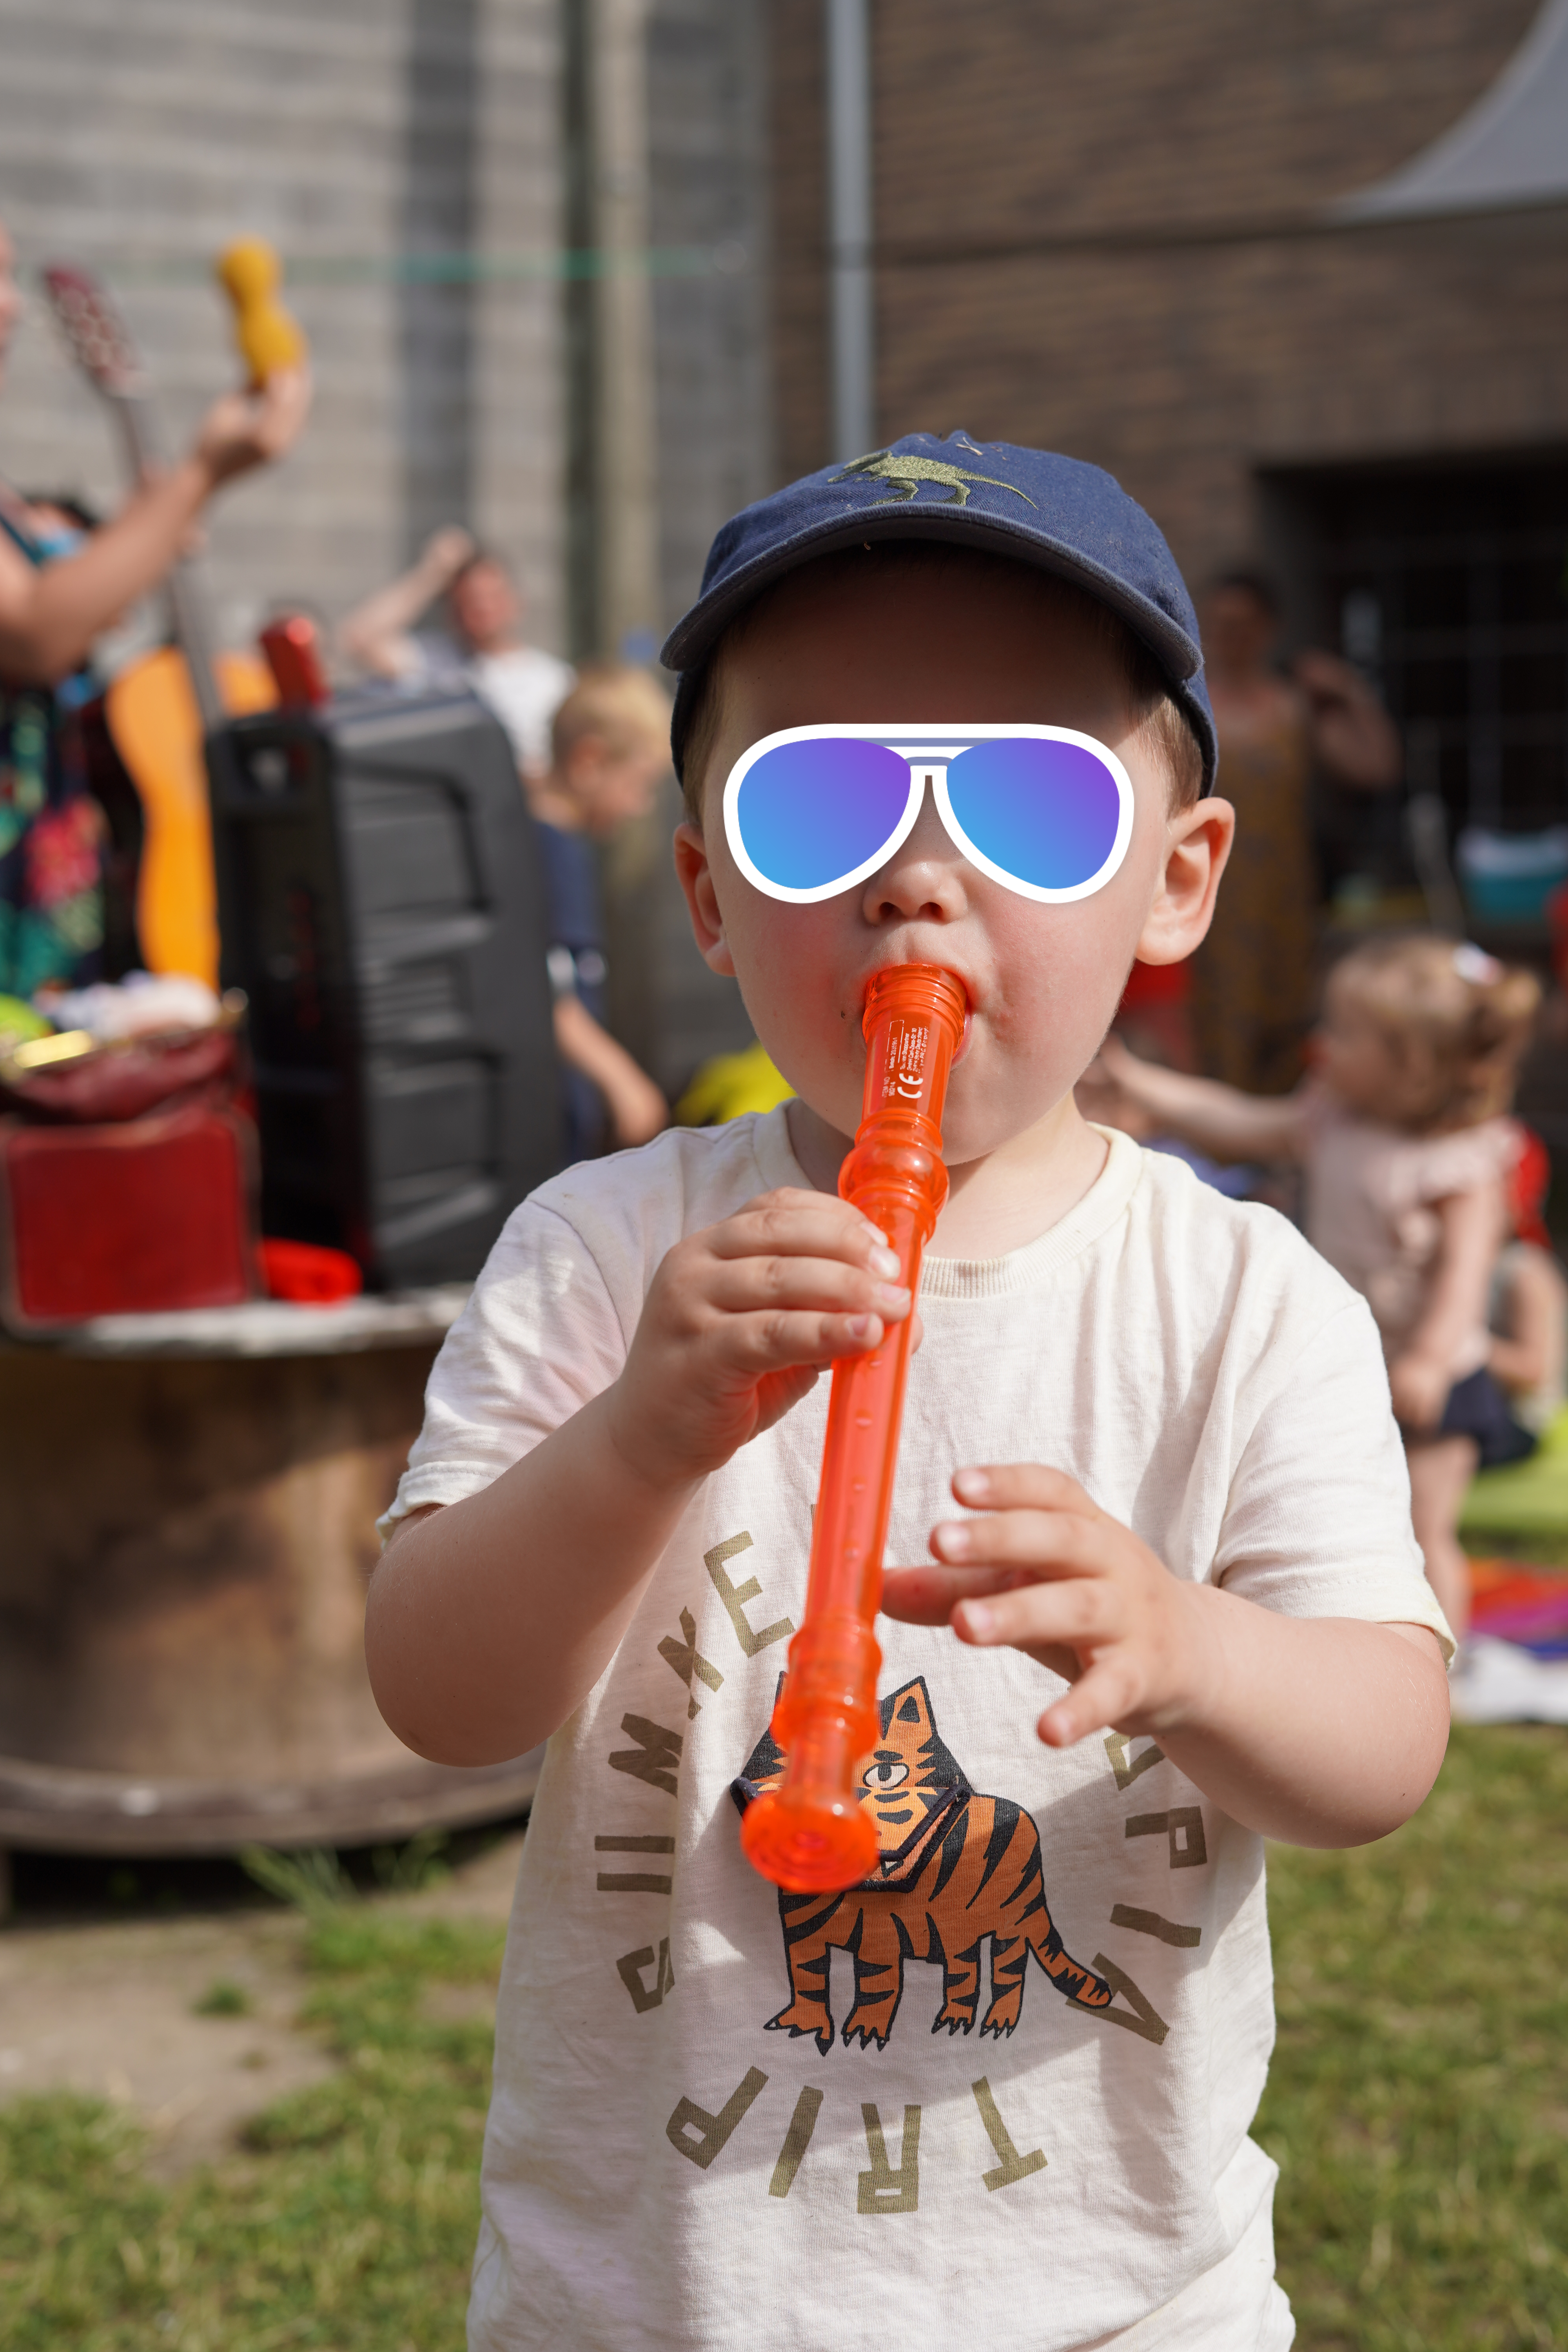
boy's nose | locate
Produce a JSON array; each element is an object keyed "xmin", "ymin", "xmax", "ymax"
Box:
[{"xmin": 860, "ymin": 795, "xmax": 969, "ymax": 927}]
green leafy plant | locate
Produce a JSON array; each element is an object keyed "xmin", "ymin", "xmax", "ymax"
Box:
[
  {"xmin": 238, "ymin": 1845, "xmax": 355, "ymax": 1918},
  {"xmin": 191, "ymin": 1980, "xmax": 251, "ymax": 2019},
  {"xmin": 370, "ymin": 1828, "xmax": 450, "ymax": 1896}
]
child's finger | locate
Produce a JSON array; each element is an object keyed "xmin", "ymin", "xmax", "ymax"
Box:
[
  {"xmin": 1036, "ymin": 1656, "xmax": 1147, "ymax": 1749},
  {"xmin": 711, "ymin": 1192, "xmax": 897, "ymax": 1274},
  {"xmin": 930, "ymin": 1504, "xmax": 1109, "ymax": 1577},
  {"xmin": 949, "ymin": 1462, "xmax": 1098, "ymax": 1516},
  {"xmin": 880, "ymin": 1563, "xmax": 1046, "ymax": 1624},
  {"xmin": 706, "ymin": 1255, "xmax": 911, "ymax": 1325},
  {"xmin": 711, "ymin": 1307, "xmax": 889, "ymax": 1380},
  {"xmin": 950, "ymin": 1575, "xmax": 1123, "ymax": 1655}
]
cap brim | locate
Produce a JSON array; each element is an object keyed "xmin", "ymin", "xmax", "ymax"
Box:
[{"xmin": 661, "ymin": 501, "xmax": 1204, "ymax": 686}]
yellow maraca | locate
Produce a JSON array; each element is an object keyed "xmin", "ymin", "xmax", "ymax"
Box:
[{"xmin": 215, "ymin": 238, "xmax": 306, "ymax": 385}]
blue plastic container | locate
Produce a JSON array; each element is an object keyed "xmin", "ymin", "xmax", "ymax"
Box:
[{"xmin": 1456, "ymin": 827, "xmax": 1568, "ymax": 926}]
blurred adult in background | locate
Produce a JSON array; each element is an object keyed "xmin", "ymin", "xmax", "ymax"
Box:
[
  {"xmin": 531, "ymin": 664, "xmax": 671, "ymax": 1158},
  {"xmin": 0, "ymin": 220, "xmax": 310, "ymax": 998},
  {"xmin": 338, "ymin": 526, "xmax": 573, "ymax": 777},
  {"xmin": 1189, "ymin": 570, "xmax": 1401, "ymax": 1094}
]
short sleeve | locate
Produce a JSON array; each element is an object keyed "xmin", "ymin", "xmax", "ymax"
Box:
[
  {"xmin": 378, "ymin": 1198, "xmax": 629, "ymax": 1537},
  {"xmin": 1214, "ymin": 1294, "xmax": 1454, "ymax": 1658}
]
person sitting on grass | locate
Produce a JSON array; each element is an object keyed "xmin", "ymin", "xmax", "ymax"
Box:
[
  {"xmin": 531, "ymin": 663, "xmax": 671, "ymax": 1158},
  {"xmin": 366, "ymin": 436, "xmax": 1450, "ymax": 2352},
  {"xmin": 1093, "ymin": 934, "xmax": 1541, "ymax": 1641}
]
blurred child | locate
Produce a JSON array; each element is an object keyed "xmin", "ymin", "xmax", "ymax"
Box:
[
  {"xmin": 1095, "ymin": 935, "xmax": 1541, "ymax": 1635},
  {"xmin": 532, "ymin": 664, "xmax": 671, "ymax": 1157}
]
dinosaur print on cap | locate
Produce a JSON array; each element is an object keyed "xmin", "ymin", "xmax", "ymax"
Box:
[{"xmin": 829, "ymin": 448, "xmax": 1039, "ymax": 510}]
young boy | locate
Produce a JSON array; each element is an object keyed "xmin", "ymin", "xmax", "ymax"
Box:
[
  {"xmin": 531, "ymin": 664, "xmax": 671, "ymax": 1155},
  {"xmin": 368, "ymin": 435, "xmax": 1451, "ymax": 2351}
]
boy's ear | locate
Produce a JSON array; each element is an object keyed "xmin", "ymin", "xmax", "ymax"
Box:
[
  {"xmin": 673, "ymin": 820, "xmax": 737, "ymax": 977},
  {"xmin": 1134, "ymin": 795, "xmax": 1235, "ymax": 967}
]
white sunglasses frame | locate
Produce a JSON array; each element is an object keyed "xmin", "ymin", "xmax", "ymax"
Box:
[{"xmin": 721, "ymin": 722, "xmax": 1136, "ymax": 907}]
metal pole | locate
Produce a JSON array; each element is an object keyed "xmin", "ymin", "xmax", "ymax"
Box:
[
  {"xmin": 591, "ymin": 0, "xmax": 661, "ymax": 660},
  {"xmin": 826, "ymin": 0, "xmax": 873, "ymax": 461}
]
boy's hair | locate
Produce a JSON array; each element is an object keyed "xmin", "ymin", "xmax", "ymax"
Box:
[
  {"xmin": 675, "ymin": 541, "xmax": 1205, "ymax": 827},
  {"xmin": 1325, "ymin": 934, "xmax": 1541, "ymax": 1133},
  {"xmin": 552, "ymin": 662, "xmax": 672, "ymax": 769}
]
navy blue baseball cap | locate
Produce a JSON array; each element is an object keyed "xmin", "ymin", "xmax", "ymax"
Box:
[{"xmin": 661, "ymin": 431, "xmax": 1216, "ymax": 794}]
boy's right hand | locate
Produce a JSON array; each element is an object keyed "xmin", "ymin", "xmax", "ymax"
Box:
[{"xmin": 603, "ymin": 1187, "xmax": 911, "ymax": 1492}]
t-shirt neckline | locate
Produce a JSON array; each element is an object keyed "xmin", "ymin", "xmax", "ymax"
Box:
[{"xmin": 749, "ymin": 1108, "xmax": 1143, "ymax": 1300}]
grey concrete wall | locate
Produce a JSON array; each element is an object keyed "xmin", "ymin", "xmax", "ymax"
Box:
[
  {"xmin": 647, "ymin": 0, "xmax": 772, "ymax": 630},
  {"xmin": 613, "ymin": 0, "xmax": 773, "ymax": 1091},
  {"xmin": 0, "ymin": 0, "xmax": 565, "ymax": 657}
]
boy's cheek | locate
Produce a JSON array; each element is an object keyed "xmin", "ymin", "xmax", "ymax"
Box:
[{"xmin": 722, "ymin": 921, "xmax": 867, "ymax": 1127}]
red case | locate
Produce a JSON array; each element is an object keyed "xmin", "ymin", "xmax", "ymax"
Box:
[{"xmin": 0, "ymin": 1105, "xmax": 260, "ymax": 1330}]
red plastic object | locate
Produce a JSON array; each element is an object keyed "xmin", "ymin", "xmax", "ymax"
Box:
[
  {"xmin": 1547, "ymin": 882, "xmax": 1568, "ymax": 992},
  {"xmin": 1118, "ymin": 958, "xmax": 1189, "ymax": 1010},
  {"xmin": 0, "ymin": 1106, "xmax": 258, "ymax": 1329},
  {"xmin": 740, "ymin": 964, "xmax": 966, "ymax": 1893},
  {"xmin": 1507, "ymin": 1123, "xmax": 1552, "ymax": 1251},
  {"xmin": 260, "ymin": 1236, "xmax": 363, "ymax": 1304},
  {"xmin": 258, "ymin": 613, "xmax": 330, "ymax": 709}
]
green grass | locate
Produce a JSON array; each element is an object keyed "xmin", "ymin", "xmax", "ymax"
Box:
[
  {"xmin": 0, "ymin": 1909, "xmax": 505, "ymax": 2352},
  {"xmin": 1259, "ymin": 1724, "xmax": 1568, "ymax": 2349},
  {"xmin": 191, "ymin": 1980, "xmax": 251, "ymax": 2019},
  {"xmin": 4, "ymin": 1731, "xmax": 1567, "ymax": 2348}
]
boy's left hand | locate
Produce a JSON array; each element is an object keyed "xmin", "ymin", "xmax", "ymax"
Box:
[{"xmin": 881, "ymin": 1464, "xmax": 1210, "ymax": 1748}]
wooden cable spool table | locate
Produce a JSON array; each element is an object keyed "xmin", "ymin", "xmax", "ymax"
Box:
[{"xmin": 0, "ymin": 1290, "xmax": 539, "ymax": 1897}]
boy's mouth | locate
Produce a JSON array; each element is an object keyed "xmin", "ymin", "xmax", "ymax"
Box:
[{"xmin": 856, "ymin": 964, "xmax": 975, "ymax": 1062}]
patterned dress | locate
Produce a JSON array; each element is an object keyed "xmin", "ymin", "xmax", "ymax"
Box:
[
  {"xmin": 0, "ymin": 499, "xmax": 105, "ymax": 998},
  {"xmin": 1187, "ymin": 708, "xmax": 1315, "ymax": 1096}
]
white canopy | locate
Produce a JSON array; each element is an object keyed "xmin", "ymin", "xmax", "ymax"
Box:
[{"xmin": 1334, "ymin": 0, "xmax": 1568, "ymax": 221}]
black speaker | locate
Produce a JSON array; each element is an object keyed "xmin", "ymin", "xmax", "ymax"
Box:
[{"xmin": 207, "ymin": 686, "xmax": 563, "ymax": 1287}]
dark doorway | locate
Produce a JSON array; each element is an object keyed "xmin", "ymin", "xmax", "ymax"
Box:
[{"xmin": 1263, "ymin": 450, "xmax": 1568, "ymax": 845}]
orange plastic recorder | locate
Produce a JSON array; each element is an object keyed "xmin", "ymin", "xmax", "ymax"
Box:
[{"xmin": 741, "ymin": 963, "xmax": 967, "ymax": 1893}]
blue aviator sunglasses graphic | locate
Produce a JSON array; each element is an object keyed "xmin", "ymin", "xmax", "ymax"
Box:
[{"xmin": 722, "ymin": 724, "xmax": 1136, "ymax": 907}]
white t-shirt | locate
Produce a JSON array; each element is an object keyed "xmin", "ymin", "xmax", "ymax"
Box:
[
  {"xmin": 468, "ymin": 646, "xmax": 575, "ymax": 773},
  {"xmin": 384, "ymin": 1114, "xmax": 1450, "ymax": 2352},
  {"xmin": 403, "ymin": 634, "xmax": 575, "ymax": 773}
]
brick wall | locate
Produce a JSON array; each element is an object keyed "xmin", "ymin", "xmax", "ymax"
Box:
[{"xmin": 770, "ymin": 0, "xmax": 1562, "ymax": 583}]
